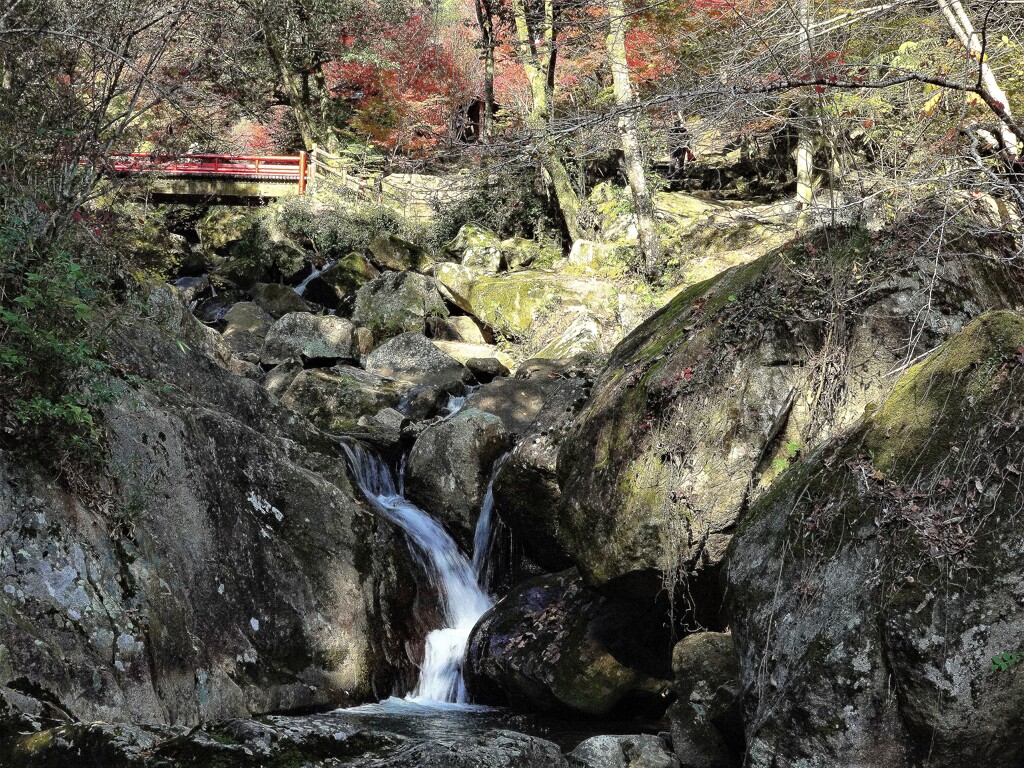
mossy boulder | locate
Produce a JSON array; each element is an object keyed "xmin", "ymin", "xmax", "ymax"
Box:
[
  {"xmin": 352, "ymin": 271, "xmax": 449, "ymax": 342},
  {"xmin": 448, "ymin": 224, "xmax": 504, "ymax": 273},
  {"xmin": 260, "ymin": 313, "xmax": 359, "ymax": 365},
  {"xmin": 250, "ymin": 282, "xmax": 310, "ymax": 318},
  {"xmin": 468, "ymin": 271, "xmax": 619, "ymax": 341},
  {"xmin": 367, "ymin": 233, "xmax": 434, "ymax": 273},
  {"xmin": 280, "ymin": 365, "xmax": 410, "ymax": 432},
  {"xmin": 666, "ymin": 633, "xmax": 742, "ymax": 768},
  {"xmin": 465, "ymin": 569, "xmax": 672, "ymax": 717},
  {"xmin": 364, "ymin": 332, "xmax": 473, "ymax": 388},
  {"xmin": 303, "ymin": 252, "xmax": 379, "ymax": 310},
  {"xmin": 726, "ymin": 311, "xmax": 1024, "ymax": 768},
  {"xmin": 556, "ymin": 224, "xmax": 1024, "ymax": 604},
  {"xmin": 221, "ymin": 301, "xmax": 274, "ymax": 359}
]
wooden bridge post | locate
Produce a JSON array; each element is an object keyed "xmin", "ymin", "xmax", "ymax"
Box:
[{"xmin": 298, "ymin": 151, "xmax": 308, "ymax": 195}]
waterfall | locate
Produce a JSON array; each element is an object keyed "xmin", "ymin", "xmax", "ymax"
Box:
[
  {"xmin": 294, "ymin": 259, "xmax": 335, "ymax": 297},
  {"xmin": 341, "ymin": 441, "xmax": 492, "ymax": 704},
  {"xmin": 471, "ymin": 453, "xmax": 509, "ymax": 594}
]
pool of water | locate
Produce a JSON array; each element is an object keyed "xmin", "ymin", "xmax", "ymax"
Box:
[{"xmin": 325, "ymin": 697, "xmax": 662, "ymax": 752}]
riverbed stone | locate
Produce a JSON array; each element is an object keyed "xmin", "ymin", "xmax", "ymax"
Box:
[
  {"xmin": 571, "ymin": 734, "xmax": 680, "ymax": 768},
  {"xmin": 365, "ymin": 332, "xmax": 473, "ymax": 388},
  {"xmin": 353, "ymin": 271, "xmax": 450, "ymax": 342},
  {"xmin": 304, "ymin": 252, "xmax": 380, "ymax": 309},
  {"xmin": 281, "ymin": 365, "xmax": 411, "ymax": 432},
  {"xmin": 222, "ymin": 301, "xmax": 274, "ymax": 358},
  {"xmin": 260, "ymin": 312, "xmax": 359, "ymax": 365},
  {"xmin": 465, "ymin": 569, "xmax": 672, "ymax": 717},
  {"xmin": 251, "ymin": 281, "xmax": 310, "ymax": 318},
  {"xmin": 405, "ymin": 408, "xmax": 512, "ymax": 550}
]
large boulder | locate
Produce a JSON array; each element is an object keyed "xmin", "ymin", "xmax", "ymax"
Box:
[
  {"xmin": 303, "ymin": 252, "xmax": 380, "ymax": 310},
  {"xmin": 365, "ymin": 332, "xmax": 473, "ymax": 389},
  {"xmin": 487, "ymin": 367, "xmax": 594, "ymax": 571},
  {"xmin": 260, "ymin": 312, "xmax": 359, "ymax": 365},
  {"xmin": 666, "ymin": 633, "xmax": 742, "ymax": 768},
  {"xmin": 352, "ymin": 271, "xmax": 449, "ymax": 342},
  {"xmin": 367, "ymin": 233, "xmax": 434, "ymax": 273},
  {"xmin": 280, "ymin": 365, "xmax": 410, "ymax": 432},
  {"xmin": 556, "ymin": 227, "xmax": 1024, "ymax": 603},
  {"xmin": 449, "ymin": 224, "xmax": 504, "ymax": 273},
  {"xmin": 727, "ymin": 311, "xmax": 1024, "ymax": 767},
  {"xmin": 571, "ymin": 735, "xmax": 680, "ymax": 768},
  {"xmin": 221, "ymin": 301, "xmax": 274, "ymax": 358},
  {"xmin": 251, "ymin": 282, "xmax": 310, "ymax": 318},
  {"xmin": 0, "ymin": 291, "xmax": 421, "ymax": 732},
  {"xmin": 465, "ymin": 570, "xmax": 673, "ymax": 717},
  {"xmin": 467, "ymin": 271, "xmax": 619, "ymax": 341},
  {"xmin": 405, "ymin": 409, "xmax": 512, "ymax": 550}
]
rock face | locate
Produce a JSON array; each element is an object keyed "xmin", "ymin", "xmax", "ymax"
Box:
[
  {"xmin": 365, "ymin": 332, "xmax": 473, "ymax": 388},
  {"xmin": 727, "ymin": 311, "xmax": 1024, "ymax": 768},
  {"xmin": 0, "ymin": 290, "xmax": 420, "ymax": 731},
  {"xmin": 465, "ymin": 570, "xmax": 672, "ymax": 717},
  {"xmin": 450, "ymin": 224, "xmax": 504, "ymax": 273},
  {"xmin": 666, "ymin": 633, "xmax": 742, "ymax": 768},
  {"xmin": 556, "ymin": 229, "xmax": 1024, "ymax": 603},
  {"xmin": 353, "ymin": 271, "xmax": 450, "ymax": 341},
  {"xmin": 405, "ymin": 409, "xmax": 512, "ymax": 549},
  {"xmin": 261, "ymin": 312, "xmax": 359, "ymax": 365},
  {"xmin": 281, "ymin": 365, "xmax": 410, "ymax": 432},
  {"xmin": 0, "ymin": 711, "xmax": 570, "ymax": 767},
  {"xmin": 571, "ymin": 735, "xmax": 680, "ymax": 768}
]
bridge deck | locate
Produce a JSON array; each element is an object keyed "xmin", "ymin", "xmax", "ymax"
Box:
[{"xmin": 106, "ymin": 152, "xmax": 309, "ymax": 199}]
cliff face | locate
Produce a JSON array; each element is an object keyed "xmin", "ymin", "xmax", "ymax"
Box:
[{"xmin": 0, "ymin": 285, "xmax": 422, "ymax": 729}]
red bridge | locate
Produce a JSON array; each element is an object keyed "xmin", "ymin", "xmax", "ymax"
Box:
[{"xmin": 106, "ymin": 152, "xmax": 310, "ymax": 200}]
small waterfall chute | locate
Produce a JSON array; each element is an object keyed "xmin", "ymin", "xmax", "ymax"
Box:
[{"xmin": 341, "ymin": 440, "xmax": 492, "ymax": 704}]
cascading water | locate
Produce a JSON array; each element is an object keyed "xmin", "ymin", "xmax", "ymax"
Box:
[
  {"xmin": 341, "ymin": 440, "xmax": 493, "ymax": 704},
  {"xmin": 472, "ymin": 453, "xmax": 510, "ymax": 594},
  {"xmin": 293, "ymin": 259, "xmax": 335, "ymax": 297}
]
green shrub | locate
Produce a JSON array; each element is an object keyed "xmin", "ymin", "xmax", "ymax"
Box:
[
  {"xmin": 0, "ymin": 207, "xmax": 122, "ymax": 473},
  {"xmin": 429, "ymin": 162, "xmax": 560, "ymax": 248},
  {"xmin": 277, "ymin": 184, "xmax": 408, "ymax": 257}
]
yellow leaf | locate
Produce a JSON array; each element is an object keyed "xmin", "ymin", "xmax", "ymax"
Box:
[{"xmin": 921, "ymin": 92, "xmax": 943, "ymax": 116}]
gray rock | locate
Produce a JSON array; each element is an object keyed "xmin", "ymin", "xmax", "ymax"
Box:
[
  {"xmin": 556, "ymin": 241, "xmax": 1024, "ymax": 602},
  {"xmin": 727, "ymin": 312, "xmax": 1024, "ymax": 768},
  {"xmin": 465, "ymin": 569, "xmax": 672, "ymax": 717},
  {"xmin": 251, "ymin": 281, "xmax": 310, "ymax": 318},
  {"xmin": 571, "ymin": 735, "xmax": 680, "ymax": 768},
  {"xmin": 353, "ymin": 271, "xmax": 450, "ymax": 342},
  {"xmin": 222, "ymin": 300, "xmax": 274, "ymax": 357},
  {"xmin": 368, "ymin": 233, "xmax": 434, "ymax": 273},
  {"xmin": 666, "ymin": 633, "xmax": 741, "ymax": 768},
  {"xmin": 304, "ymin": 252, "xmax": 380, "ymax": 310},
  {"xmin": 405, "ymin": 408, "xmax": 512, "ymax": 549},
  {"xmin": 281, "ymin": 365, "xmax": 410, "ymax": 432},
  {"xmin": 261, "ymin": 312, "xmax": 359, "ymax": 365},
  {"xmin": 466, "ymin": 357, "xmax": 510, "ymax": 383},
  {"xmin": 0, "ymin": 289, "xmax": 422, "ymax": 730},
  {"xmin": 365, "ymin": 333, "xmax": 473, "ymax": 388}
]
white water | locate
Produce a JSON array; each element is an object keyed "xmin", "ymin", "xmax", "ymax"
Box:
[
  {"xmin": 294, "ymin": 259, "xmax": 335, "ymax": 297},
  {"xmin": 472, "ymin": 453, "xmax": 510, "ymax": 594},
  {"xmin": 341, "ymin": 441, "xmax": 493, "ymax": 704}
]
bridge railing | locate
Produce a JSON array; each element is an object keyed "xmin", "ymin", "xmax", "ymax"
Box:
[{"xmin": 107, "ymin": 152, "xmax": 309, "ymax": 193}]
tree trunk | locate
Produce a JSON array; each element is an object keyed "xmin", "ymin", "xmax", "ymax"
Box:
[
  {"xmin": 260, "ymin": 17, "xmax": 316, "ymax": 150},
  {"xmin": 607, "ymin": 0, "xmax": 659, "ymax": 278},
  {"xmin": 795, "ymin": 0, "xmax": 815, "ymax": 225},
  {"xmin": 937, "ymin": 0, "xmax": 1020, "ymax": 161},
  {"xmin": 474, "ymin": 0, "xmax": 496, "ymax": 142},
  {"xmin": 510, "ymin": 0, "xmax": 584, "ymax": 242}
]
